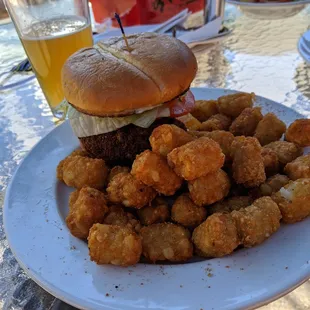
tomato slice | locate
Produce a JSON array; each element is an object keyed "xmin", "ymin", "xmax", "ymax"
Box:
[{"xmin": 168, "ymin": 90, "xmax": 195, "ymax": 118}]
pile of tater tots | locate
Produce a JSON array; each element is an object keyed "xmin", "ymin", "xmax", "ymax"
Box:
[{"xmin": 57, "ymin": 92, "xmax": 310, "ymax": 266}]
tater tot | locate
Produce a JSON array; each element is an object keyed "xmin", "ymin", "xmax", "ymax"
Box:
[
  {"xmin": 188, "ymin": 169, "xmax": 230, "ymax": 206},
  {"xmin": 177, "ymin": 113, "xmax": 202, "ymax": 130},
  {"xmin": 191, "ymin": 100, "xmax": 218, "ymax": 122},
  {"xmin": 131, "ymin": 150, "xmax": 182, "ymax": 196},
  {"xmin": 167, "ymin": 137, "xmax": 225, "ymax": 180},
  {"xmin": 137, "ymin": 197, "xmax": 170, "ymax": 226},
  {"xmin": 218, "ymin": 92, "xmax": 255, "ymax": 118},
  {"xmin": 59, "ymin": 155, "xmax": 108, "ymax": 189},
  {"xmin": 285, "ymin": 155, "xmax": 310, "ymax": 180},
  {"xmin": 107, "ymin": 172, "xmax": 156, "ymax": 209},
  {"xmin": 264, "ymin": 141, "xmax": 302, "ymax": 166},
  {"xmin": 229, "ymin": 107, "xmax": 263, "ymax": 136},
  {"xmin": 107, "ymin": 166, "xmax": 130, "ymax": 183},
  {"xmin": 103, "ymin": 205, "xmax": 142, "ymax": 232},
  {"xmin": 140, "ymin": 223, "xmax": 193, "ymax": 262},
  {"xmin": 192, "ymin": 213, "xmax": 239, "ymax": 258},
  {"xmin": 57, "ymin": 148, "xmax": 91, "ymax": 180},
  {"xmin": 88, "ymin": 224, "xmax": 142, "ymax": 266},
  {"xmin": 261, "ymin": 148, "xmax": 280, "ymax": 176},
  {"xmin": 171, "ymin": 193, "xmax": 207, "ymax": 228},
  {"xmin": 149, "ymin": 124, "xmax": 194, "ymax": 156},
  {"xmin": 272, "ymin": 178, "xmax": 310, "ymax": 223},
  {"xmin": 231, "ymin": 197, "xmax": 281, "ymax": 248},
  {"xmin": 286, "ymin": 119, "xmax": 310, "ymax": 146},
  {"xmin": 254, "ymin": 113, "xmax": 286, "ymax": 146},
  {"xmin": 208, "ymin": 196, "xmax": 253, "ymax": 215},
  {"xmin": 66, "ymin": 187, "xmax": 108, "ymax": 239},
  {"xmin": 250, "ymin": 174, "xmax": 290, "ymax": 199},
  {"xmin": 231, "ymin": 137, "xmax": 266, "ymax": 187},
  {"xmin": 199, "ymin": 114, "xmax": 232, "ymax": 132},
  {"xmin": 197, "ymin": 130, "xmax": 235, "ymax": 162}
]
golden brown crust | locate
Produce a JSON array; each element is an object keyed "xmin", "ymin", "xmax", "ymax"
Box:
[
  {"xmin": 171, "ymin": 193, "xmax": 207, "ymax": 228},
  {"xmin": 167, "ymin": 137, "xmax": 225, "ymax": 180},
  {"xmin": 188, "ymin": 169, "xmax": 231, "ymax": 206},
  {"xmin": 106, "ymin": 172, "xmax": 156, "ymax": 209},
  {"xmin": 88, "ymin": 224, "xmax": 142, "ymax": 266},
  {"xmin": 229, "ymin": 107, "xmax": 263, "ymax": 136},
  {"xmin": 231, "ymin": 197, "xmax": 281, "ymax": 248},
  {"xmin": 286, "ymin": 119, "xmax": 310, "ymax": 146},
  {"xmin": 140, "ymin": 223, "xmax": 193, "ymax": 262},
  {"xmin": 199, "ymin": 114, "xmax": 231, "ymax": 132},
  {"xmin": 231, "ymin": 136, "xmax": 266, "ymax": 188},
  {"xmin": 66, "ymin": 187, "xmax": 108, "ymax": 239},
  {"xmin": 62, "ymin": 33, "xmax": 197, "ymax": 116},
  {"xmin": 263, "ymin": 141, "xmax": 302, "ymax": 166},
  {"xmin": 131, "ymin": 150, "xmax": 183, "ymax": 196},
  {"xmin": 284, "ymin": 155, "xmax": 310, "ymax": 180},
  {"xmin": 192, "ymin": 213, "xmax": 239, "ymax": 258},
  {"xmin": 254, "ymin": 113, "xmax": 286, "ymax": 146}
]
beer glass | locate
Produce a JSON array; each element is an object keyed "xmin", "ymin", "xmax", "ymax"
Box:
[{"xmin": 4, "ymin": 0, "xmax": 93, "ymax": 117}]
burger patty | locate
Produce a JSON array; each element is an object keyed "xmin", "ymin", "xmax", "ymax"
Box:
[{"xmin": 79, "ymin": 117, "xmax": 186, "ymax": 165}]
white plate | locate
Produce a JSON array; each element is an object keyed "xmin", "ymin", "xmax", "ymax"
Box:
[
  {"xmin": 4, "ymin": 88, "xmax": 310, "ymax": 310},
  {"xmin": 298, "ymin": 30, "xmax": 310, "ymax": 64},
  {"xmin": 226, "ymin": 0, "xmax": 310, "ymax": 19}
]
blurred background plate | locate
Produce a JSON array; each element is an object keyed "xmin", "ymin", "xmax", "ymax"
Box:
[{"xmin": 226, "ymin": 0, "xmax": 310, "ymax": 19}]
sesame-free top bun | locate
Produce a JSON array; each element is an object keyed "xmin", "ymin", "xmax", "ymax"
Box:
[{"xmin": 61, "ymin": 33, "xmax": 197, "ymax": 117}]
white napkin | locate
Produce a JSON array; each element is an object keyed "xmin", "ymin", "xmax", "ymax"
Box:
[{"xmin": 177, "ymin": 17, "xmax": 222, "ymax": 47}]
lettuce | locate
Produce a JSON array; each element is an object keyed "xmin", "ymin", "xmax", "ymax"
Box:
[{"xmin": 64, "ymin": 102, "xmax": 170, "ymax": 137}]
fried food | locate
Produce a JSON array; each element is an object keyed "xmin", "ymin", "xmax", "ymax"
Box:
[
  {"xmin": 195, "ymin": 130, "xmax": 234, "ymax": 162},
  {"xmin": 254, "ymin": 113, "xmax": 286, "ymax": 146},
  {"xmin": 107, "ymin": 172, "xmax": 156, "ymax": 209},
  {"xmin": 171, "ymin": 193, "xmax": 207, "ymax": 228},
  {"xmin": 140, "ymin": 223, "xmax": 193, "ymax": 262},
  {"xmin": 137, "ymin": 197, "xmax": 170, "ymax": 226},
  {"xmin": 149, "ymin": 124, "xmax": 194, "ymax": 156},
  {"xmin": 199, "ymin": 114, "xmax": 232, "ymax": 131},
  {"xmin": 103, "ymin": 205, "xmax": 142, "ymax": 232},
  {"xmin": 261, "ymin": 148, "xmax": 279, "ymax": 176},
  {"xmin": 66, "ymin": 187, "xmax": 108, "ymax": 239},
  {"xmin": 232, "ymin": 197, "xmax": 281, "ymax": 248},
  {"xmin": 264, "ymin": 141, "xmax": 302, "ymax": 166},
  {"xmin": 272, "ymin": 178, "xmax": 310, "ymax": 223},
  {"xmin": 231, "ymin": 136, "xmax": 266, "ymax": 187},
  {"xmin": 192, "ymin": 213, "xmax": 239, "ymax": 258},
  {"xmin": 191, "ymin": 100, "xmax": 218, "ymax": 122},
  {"xmin": 107, "ymin": 166, "xmax": 130, "ymax": 183},
  {"xmin": 59, "ymin": 155, "xmax": 108, "ymax": 189},
  {"xmin": 208, "ymin": 196, "xmax": 253, "ymax": 215},
  {"xmin": 217, "ymin": 92, "xmax": 255, "ymax": 118},
  {"xmin": 250, "ymin": 174, "xmax": 290, "ymax": 199},
  {"xmin": 229, "ymin": 107, "xmax": 263, "ymax": 136},
  {"xmin": 56, "ymin": 148, "xmax": 90, "ymax": 180},
  {"xmin": 188, "ymin": 169, "xmax": 231, "ymax": 206},
  {"xmin": 177, "ymin": 113, "xmax": 202, "ymax": 130},
  {"xmin": 286, "ymin": 119, "xmax": 310, "ymax": 146},
  {"xmin": 88, "ymin": 224, "xmax": 142, "ymax": 266},
  {"xmin": 132, "ymin": 150, "xmax": 183, "ymax": 196},
  {"xmin": 167, "ymin": 137, "xmax": 225, "ymax": 180},
  {"xmin": 284, "ymin": 155, "xmax": 310, "ymax": 180}
]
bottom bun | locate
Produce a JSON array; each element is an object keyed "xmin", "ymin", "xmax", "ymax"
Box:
[{"xmin": 79, "ymin": 117, "xmax": 186, "ymax": 165}]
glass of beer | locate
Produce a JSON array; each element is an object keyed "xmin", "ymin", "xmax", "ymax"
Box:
[{"xmin": 4, "ymin": 0, "xmax": 93, "ymax": 117}]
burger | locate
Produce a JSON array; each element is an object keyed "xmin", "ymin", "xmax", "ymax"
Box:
[{"xmin": 61, "ymin": 32, "xmax": 197, "ymax": 164}]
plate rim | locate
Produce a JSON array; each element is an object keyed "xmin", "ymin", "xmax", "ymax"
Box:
[
  {"xmin": 4, "ymin": 87, "xmax": 310, "ymax": 310},
  {"xmin": 226, "ymin": 0, "xmax": 310, "ymax": 7}
]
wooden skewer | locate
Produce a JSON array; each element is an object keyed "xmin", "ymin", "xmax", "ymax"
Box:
[{"xmin": 115, "ymin": 13, "xmax": 132, "ymax": 52}]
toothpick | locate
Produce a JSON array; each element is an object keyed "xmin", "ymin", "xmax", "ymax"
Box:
[{"xmin": 115, "ymin": 13, "xmax": 132, "ymax": 52}]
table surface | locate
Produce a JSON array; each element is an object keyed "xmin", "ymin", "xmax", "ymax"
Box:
[{"xmin": 1, "ymin": 5, "xmax": 310, "ymax": 310}]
